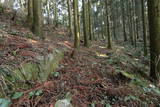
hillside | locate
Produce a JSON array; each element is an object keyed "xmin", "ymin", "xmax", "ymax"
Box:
[{"xmin": 0, "ymin": 6, "xmax": 160, "ymax": 107}]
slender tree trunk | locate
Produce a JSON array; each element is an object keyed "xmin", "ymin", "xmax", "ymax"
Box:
[
  {"xmin": 135, "ymin": 0, "xmax": 141, "ymax": 41},
  {"xmin": 100, "ymin": 14, "xmax": 104, "ymax": 39},
  {"xmin": 77, "ymin": 2, "xmax": 81, "ymax": 38},
  {"xmin": 82, "ymin": 0, "xmax": 88, "ymax": 47},
  {"xmin": 121, "ymin": 0, "xmax": 127, "ymax": 41},
  {"xmin": 91, "ymin": 8, "xmax": 95, "ymax": 40},
  {"xmin": 112, "ymin": 8, "xmax": 117, "ymax": 40},
  {"xmin": 67, "ymin": 0, "xmax": 73, "ymax": 37},
  {"xmin": 128, "ymin": 0, "xmax": 134, "ymax": 45},
  {"xmin": 100, "ymin": 2, "xmax": 105, "ymax": 40},
  {"xmin": 88, "ymin": 0, "xmax": 93, "ymax": 40},
  {"xmin": 46, "ymin": 1, "xmax": 50, "ymax": 25},
  {"xmin": 73, "ymin": 0, "xmax": 80, "ymax": 48},
  {"xmin": 105, "ymin": 0, "xmax": 112, "ymax": 49},
  {"xmin": 92, "ymin": 19, "xmax": 95, "ymax": 40},
  {"xmin": 132, "ymin": 0, "xmax": 137, "ymax": 47},
  {"xmin": 54, "ymin": 1, "xmax": 58, "ymax": 27},
  {"xmin": 32, "ymin": 0, "xmax": 43, "ymax": 38},
  {"xmin": 141, "ymin": 0, "xmax": 147, "ymax": 55},
  {"xmin": 27, "ymin": 0, "xmax": 33, "ymax": 28}
]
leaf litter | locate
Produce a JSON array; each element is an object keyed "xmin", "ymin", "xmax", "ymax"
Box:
[{"xmin": 0, "ymin": 8, "xmax": 160, "ymax": 107}]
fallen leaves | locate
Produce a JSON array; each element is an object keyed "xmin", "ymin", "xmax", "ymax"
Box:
[
  {"xmin": 19, "ymin": 50, "xmax": 37, "ymax": 57},
  {"xmin": 16, "ymin": 43, "xmax": 31, "ymax": 49},
  {"xmin": 0, "ymin": 34, "xmax": 56, "ymax": 69},
  {"xmin": 47, "ymin": 45, "xmax": 54, "ymax": 53},
  {"xmin": 1, "ymin": 8, "xmax": 158, "ymax": 107},
  {"xmin": 43, "ymin": 81, "xmax": 55, "ymax": 90}
]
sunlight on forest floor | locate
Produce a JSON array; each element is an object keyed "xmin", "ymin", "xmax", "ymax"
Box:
[
  {"xmin": 95, "ymin": 51, "xmax": 108, "ymax": 58},
  {"xmin": 98, "ymin": 46, "xmax": 106, "ymax": 49}
]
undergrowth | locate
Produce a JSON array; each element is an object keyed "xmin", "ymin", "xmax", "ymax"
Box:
[{"xmin": 105, "ymin": 42, "xmax": 160, "ymax": 105}]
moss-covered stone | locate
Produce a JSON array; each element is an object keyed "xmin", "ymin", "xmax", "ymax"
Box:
[
  {"xmin": 15, "ymin": 49, "xmax": 63, "ymax": 81},
  {"xmin": 0, "ymin": 48, "xmax": 64, "ymax": 97}
]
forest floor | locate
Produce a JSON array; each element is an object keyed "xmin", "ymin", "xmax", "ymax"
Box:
[{"xmin": 0, "ymin": 8, "xmax": 160, "ymax": 107}]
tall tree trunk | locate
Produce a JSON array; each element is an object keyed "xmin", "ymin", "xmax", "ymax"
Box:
[
  {"xmin": 46, "ymin": 0, "xmax": 50, "ymax": 25},
  {"xmin": 54, "ymin": 1, "xmax": 58, "ymax": 27},
  {"xmin": 88, "ymin": 0, "xmax": 93, "ymax": 40},
  {"xmin": 32, "ymin": 0, "xmax": 43, "ymax": 38},
  {"xmin": 27, "ymin": 0, "xmax": 33, "ymax": 28},
  {"xmin": 82, "ymin": 0, "xmax": 89, "ymax": 47},
  {"xmin": 67, "ymin": 0, "xmax": 73, "ymax": 37},
  {"xmin": 148, "ymin": 0, "xmax": 160, "ymax": 82},
  {"xmin": 132, "ymin": 0, "xmax": 137, "ymax": 47},
  {"xmin": 128, "ymin": 0, "xmax": 134, "ymax": 45},
  {"xmin": 121, "ymin": 0, "xmax": 127, "ymax": 41},
  {"xmin": 100, "ymin": 15, "xmax": 105, "ymax": 39},
  {"xmin": 77, "ymin": 2, "xmax": 81, "ymax": 38},
  {"xmin": 112, "ymin": 7, "xmax": 117, "ymax": 40},
  {"xmin": 141, "ymin": 0, "xmax": 147, "ymax": 55},
  {"xmin": 73, "ymin": 0, "xmax": 80, "ymax": 48},
  {"xmin": 105, "ymin": 0, "xmax": 112, "ymax": 49}
]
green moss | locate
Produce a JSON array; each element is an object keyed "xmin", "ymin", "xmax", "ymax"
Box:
[
  {"xmin": 14, "ymin": 50, "xmax": 63, "ymax": 82},
  {"xmin": 0, "ymin": 49, "xmax": 64, "ymax": 97}
]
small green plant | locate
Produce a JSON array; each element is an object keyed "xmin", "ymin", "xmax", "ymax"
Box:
[
  {"xmin": 105, "ymin": 104, "xmax": 112, "ymax": 107},
  {"xmin": 0, "ymin": 98, "xmax": 11, "ymax": 107},
  {"xmin": 52, "ymin": 71, "xmax": 60, "ymax": 77},
  {"xmin": 15, "ymin": 20, "xmax": 21, "ymax": 25},
  {"xmin": 124, "ymin": 95, "xmax": 140, "ymax": 102},
  {"xmin": 26, "ymin": 33, "xmax": 33, "ymax": 39},
  {"xmin": 11, "ymin": 92, "xmax": 24, "ymax": 99},
  {"xmin": 28, "ymin": 90, "xmax": 43, "ymax": 98}
]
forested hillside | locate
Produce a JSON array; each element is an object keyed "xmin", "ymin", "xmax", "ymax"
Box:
[{"xmin": 0, "ymin": 0, "xmax": 160, "ymax": 107}]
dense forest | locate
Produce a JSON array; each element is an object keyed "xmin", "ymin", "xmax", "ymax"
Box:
[{"xmin": 0, "ymin": 0, "xmax": 160, "ymax": 106}]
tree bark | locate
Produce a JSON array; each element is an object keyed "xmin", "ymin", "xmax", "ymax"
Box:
[
  {"xmin": 82, "ymin": 0, "xmax": 89, "ymax": 47},
  {"xmin": 32, "ymin": 0, "xmax": 43, "ymax": 38},
  {"xmin": 67, "ymin": 0, "xmax": 73, "ymax": 37},
  {"xmin": 141, "ymin": 0, "xmax": 147, "ymax": 55},
  {"xmin": 105, "ymin": 0, "xmax": 112, "ymax": 49},
  {"xmin": 121, "ymin": 0, "xmax": 127, "ymax": 41},
  {"xmin": 88, "ymin": 0, "xmax": 93, "ymax": 40},
  {"xmin": 27, "ymin": 0, "xmax": 33, "ymax": 28},
  {"xmin": 148, "ymin": 0, "xmax": 160, "ymax": 82},
  {"xmin": 73, "ymin": 0, "xmax": 80, "ymax": 48}
]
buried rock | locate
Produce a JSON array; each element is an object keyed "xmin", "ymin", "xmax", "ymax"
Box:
[
  {"xmin": 55, "ymin": 92, "xmax": 73, "ymax": 107},
  {"xmin": 55, "ymin": 99, "xmax": 73, "ymax": 107}
]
